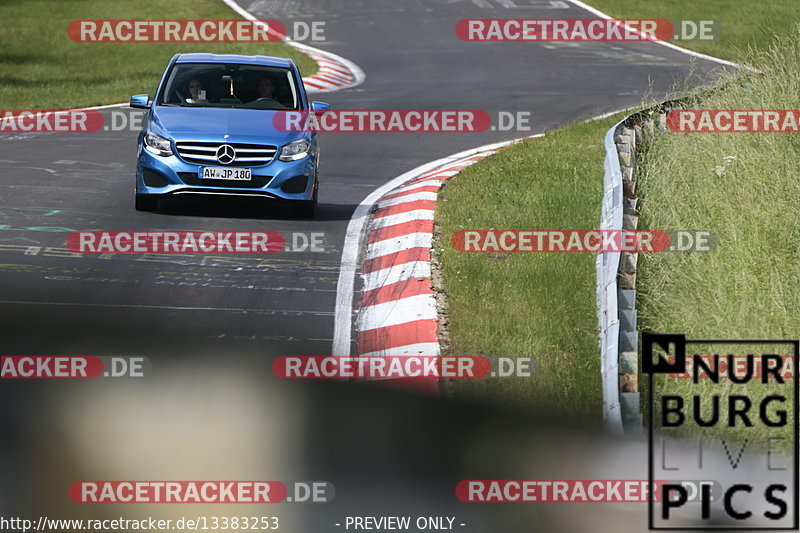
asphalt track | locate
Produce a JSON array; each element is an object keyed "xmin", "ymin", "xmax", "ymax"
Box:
[
  {"xmin": 0, "ymin": 0, "xmax": 728, "ymax": 360},
  {"xmin": 0, "ymin": 0, "xmax": 733, "ymax": 529}
]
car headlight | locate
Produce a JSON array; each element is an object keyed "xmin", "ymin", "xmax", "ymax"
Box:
[
  {"xmin": 279, "ymin": 139, "xmax": 311, "ymax": 162},
  {"xmin": 143, "ymin": 131, "xmax": 173, "ymax": 157}
]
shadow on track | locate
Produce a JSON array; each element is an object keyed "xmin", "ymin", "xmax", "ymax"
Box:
[{"xmin": 154, "ymin": 197, "xmax": 361, "ymax": 222}]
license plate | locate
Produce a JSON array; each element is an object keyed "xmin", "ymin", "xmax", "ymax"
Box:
[{"xmin": 200, "ymin": 167, "xmax": 252, "ymax": 180}]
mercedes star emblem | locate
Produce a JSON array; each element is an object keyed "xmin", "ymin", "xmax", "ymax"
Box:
[{"xmin": 216, "ymin": 144, "xmax": 236, "ymax": 165}]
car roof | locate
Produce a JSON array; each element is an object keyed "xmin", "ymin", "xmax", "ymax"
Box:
[{"xmin": 175, "ymin": 53, "xmax": 294, "ymax": 68}]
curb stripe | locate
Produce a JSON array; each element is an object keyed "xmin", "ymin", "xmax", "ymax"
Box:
[
  {"xmin": 369, "ymin": 378, "xmax": 440, "ymax": 394},
  {"xmin": 408, "ymin": 173, "xmax": 458, "ymax": 185},
  {"xmin": 363, "ymin": 247, "xmax": 430, "ymax": 274},
  {"xmin": 314, "ymin": 64, "xmax": 353, "ymax": 77},
  {"xmin": 358, "ymin": 319, "xmax": 439, "ymax": 354},
  {"xmin": 381, "ymin": 184, "xmax": 442, "ymax": 200},
  {"xmin": 373, "ymin": 200, "xmax": 436, "ymax": 219},
  {"xmin": 303, "ymin": 79, "xmax": 329, "ymax": 89},
  {"xmin": 367, "ymin": 220, "xmax": 434, "ymax": 244},
  {"xmin": 362, "ymin": 261, "xmax": 431, "ymax": 292},
  {"xmin": 358, "ymin": 342, "xmax": 441, "ymax": 358},
  {"xmin": 354, "ymin": 147, "xmax": 505, "ymax": 394},
  {"xmin": 377, "ymin": 191, "xmax": 438, "ymax": 208},
  {"xmin": 387, "ymin": 180, "xmax": 445, "ymax": 196},
  {"xmin": 313, "ymin": 72, "xmax": 351, "ymax": 84},
  {"xmin": 366, "ymin": 233, "xmax": 433, "ymax": 259},
  {"xmin": 342, "ymin": 137, "xmax": 543, "ymax": 395},
  {"xmin": 412, "ymin": 169, "xmax": 460, "ymax": 181},
  {"xmin": 358, "ymin": 294, "xmax": 438, "ymax": 330},
  {"xmin": 368, "ymin": 210, "xmax": 435, "ymax": 230},
  {"xmin": 359, "ymin": 276, "xmax": 434, "ymax": 307}
]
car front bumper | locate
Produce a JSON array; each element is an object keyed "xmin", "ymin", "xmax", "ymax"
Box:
[{"xmin": 135, "ymin": 144, "xmax": 318, "ymax": 202}]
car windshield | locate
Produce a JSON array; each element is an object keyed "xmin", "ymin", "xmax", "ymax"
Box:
[{"xmin": 158, "ymin": 63, "xmax": 300, "ymax": 110}]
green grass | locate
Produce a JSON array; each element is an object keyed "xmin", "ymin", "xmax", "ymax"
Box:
[
  {"xmin": 435, "ymin": 113, "xmax": 628, "ymax": 423},
  {"xmin": 0, "ymin": 0, "xmax": 317, "ymax": 109},
  {"xmin": 435, "ymin": 4, "xmax": 800, "ymax": 427},
  {"xmin": 587, "ymin": 0, "xmax": 799, "ymax": 61},
  {"xmin": 636, "ymin": 27, "xmax": 800, "ymax": 446}
]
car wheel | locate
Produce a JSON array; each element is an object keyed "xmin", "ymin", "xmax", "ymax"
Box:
[{"xmin": 135, "ymin": 194, "xmax": 159, "ymax": 211}]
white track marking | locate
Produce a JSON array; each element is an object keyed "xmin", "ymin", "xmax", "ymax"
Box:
[
  {"xmin": 221, "ymin": 0, "xmax": 365, "ymax": 91},
  {"xmin": 565, "ymin": 0, "xmax": 754, "ymax": 71}
]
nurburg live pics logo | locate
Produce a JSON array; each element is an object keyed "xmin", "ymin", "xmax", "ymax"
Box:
[{"xmin": 643, "ymin": 333, "xmax": 799, "ymax": 530}]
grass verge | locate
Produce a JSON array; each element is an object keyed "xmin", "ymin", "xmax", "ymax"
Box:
[
  {"xmin": 435, "ymin": 113, "xmax": 628, "ymax": 424},
  {"xmin": 0, "ymin": 0, "xmax": 318, "ymax": 110},
  {"xmin": 586, "ymin": 0, "xmax": 800, "ymax": 61},
  {"xmin": 435, "ymin": 6, "xmax": 798, "ymax": 427},
  {"xmin": 637, "ymin": 27, "xmax": 800, "ymax": 446}
]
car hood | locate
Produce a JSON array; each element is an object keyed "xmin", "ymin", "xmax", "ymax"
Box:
[{"xmin": 150, "ymin": 106, "xmax": 304, "ymax": 145}]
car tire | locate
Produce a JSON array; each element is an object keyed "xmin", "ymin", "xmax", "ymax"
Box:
[{"xmin": 135, "ymin": 194, "xmax": 159, "ymax": 212}]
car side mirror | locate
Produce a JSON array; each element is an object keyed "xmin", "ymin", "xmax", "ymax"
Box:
[
  {"xmin": 129, "ymin": 94, "xmax": 151, "ymax": 109},
  {"xmin": 311, "ymin": 101, "xmax": 330, "ymax": 112}
]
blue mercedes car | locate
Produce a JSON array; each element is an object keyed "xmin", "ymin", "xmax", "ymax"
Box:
[{"xmin": 131, "ymin": 53, "xmax": 328, "ymax": 217}]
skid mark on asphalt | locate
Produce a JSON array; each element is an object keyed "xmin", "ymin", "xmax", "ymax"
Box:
[
  {"xmin": 0, "ymin": 299, "xmax": 334, "ymax": 315},
  {"xmin": 0, "ymin": 243, "xmax": 341, "ymax": 270},
  {"xmin": 247, "ymin": 0, "xmax": 571, "ymax": 14},
  {"xmin": 0, "ymin": 261, "xmax": 339, "ymax": 287}
]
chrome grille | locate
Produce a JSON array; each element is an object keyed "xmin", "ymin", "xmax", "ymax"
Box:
[{"xmin": 175, "ymin": 142, "xmax": 278, "ymax": 167}]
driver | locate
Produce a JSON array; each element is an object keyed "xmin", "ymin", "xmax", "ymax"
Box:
[
  {"xmin": 256, "ymin": 76, "xmax": 274, "ymax": 99},
  {"xmin": 186, "ymin": 78, "xmax": 209, "ymax": 104}
]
